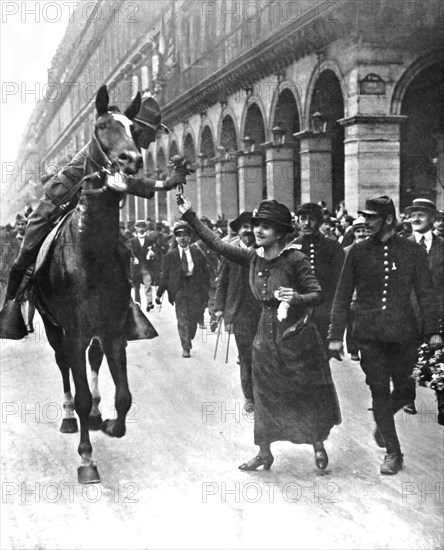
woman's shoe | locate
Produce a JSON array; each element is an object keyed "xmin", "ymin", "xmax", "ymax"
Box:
[
  {"xmin": 314, "ymin": 447, "xmax": 329, "ymax": 470},
  {"xmin": 239, "ymin": 454, "xmax": 274, "ymax": 471}
]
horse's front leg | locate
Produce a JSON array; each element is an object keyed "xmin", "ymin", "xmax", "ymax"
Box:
[
  {"xmin": 69, "ymin": 335, "xmax": 101, "ymax": 483},
  {"xmin": 100, "ymin": 336, "xmax": 131, "ymax": 438},
  {"xmin": 88, "ymin": 338, "xmax": 104, "ymax": 430}
]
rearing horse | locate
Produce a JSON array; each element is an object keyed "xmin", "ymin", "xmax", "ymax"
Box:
[{"xmin": 34, "ymin": 85, "xmax": 144, "ymax": 484}]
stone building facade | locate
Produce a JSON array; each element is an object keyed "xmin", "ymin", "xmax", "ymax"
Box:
[{"xmin": 7, "ymin": 0, "xmax": 444, "ymax": 223}]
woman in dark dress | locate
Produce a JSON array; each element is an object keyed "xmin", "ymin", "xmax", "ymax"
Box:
[{"xmin": 178, "ymin": 196, "xmax": 341, "ymax": 471}]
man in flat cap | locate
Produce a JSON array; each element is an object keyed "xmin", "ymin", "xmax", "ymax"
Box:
[
  {"xmin": 295, "ymin": 202, "xmax": 345, "ymax": 348},
  {"xmin": 156, "ymin": 221, "xmax": 209, "ymax": 358},
  {"xmin": 403, "ymin": 198, "xmax": 444, "ymax": 414},
  {"xmin": 328, "ymin": 195, "xmax": 442, "ymax": 475},
  {"xmin": 214, "ymin": 212, "xmax": 261, "ymax": 412}
]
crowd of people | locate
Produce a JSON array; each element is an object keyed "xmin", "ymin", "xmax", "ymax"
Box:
[{"xmin": 1, "ymin": 90, "xmax": 443, "ymax": 479}]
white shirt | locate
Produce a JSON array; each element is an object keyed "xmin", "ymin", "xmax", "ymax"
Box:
[
  {"xmin": 179, "ymin": 246, "xmax": 194, "ymax": 273},
  {"xmin": 414, "ymin": 230, "xmax": 433, "ymax": 253}
]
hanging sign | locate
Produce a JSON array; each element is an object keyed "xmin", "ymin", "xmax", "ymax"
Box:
[{"xmin": 360, "ymin": 73, "xmax": 386, "ymax": 95}]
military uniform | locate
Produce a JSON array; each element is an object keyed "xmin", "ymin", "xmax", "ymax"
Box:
[
  {"xmin": 294, "ymin": 230, "xmax": 344, "ymax": 346},
  {"xmin": 329, "ymin": 199, "xmax": 440, "ymax": 466}
]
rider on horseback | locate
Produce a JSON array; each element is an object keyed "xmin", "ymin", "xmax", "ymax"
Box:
[{"xmin": 2, "ymin": 95, "xmax": 187, "ymax": 336}]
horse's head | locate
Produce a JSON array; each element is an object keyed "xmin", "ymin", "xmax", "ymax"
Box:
[{"xmin": 94, "ymin": 85, "xmax": 143, "ymax": 176}]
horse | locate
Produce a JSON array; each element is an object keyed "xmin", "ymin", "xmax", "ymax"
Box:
[{"xmin": 34, "ymin": 85, "xmax": 147, "ymax": 484}]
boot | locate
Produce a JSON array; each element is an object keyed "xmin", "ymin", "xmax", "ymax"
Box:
[
  {"xmin": 124, "ymin": 300, "xmax": 158, "ymax": 341},
  {"xmin": 0, "ymin": 300, "xmax": 28, "ymax": 340}
]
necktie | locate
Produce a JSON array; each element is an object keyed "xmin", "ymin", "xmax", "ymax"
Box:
[
  {"xmin": 420, "ymin": 235, "xmax": 427, "ymax": 253},
  {"xmin": 181, "ymin": 250, "xmax": 189, "ymax": 276}
]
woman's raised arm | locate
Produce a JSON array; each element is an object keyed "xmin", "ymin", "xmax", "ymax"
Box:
[{"xmin": 178, "ymin": 195, "xmax": 252, "ymax": 268}]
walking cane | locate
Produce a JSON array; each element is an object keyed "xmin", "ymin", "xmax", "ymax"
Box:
[
  {"xmin": 225, "ymin": 325, "xmax": 232, "ymax": 364},
  {"xmin": 213, "ymin": 317, "xmax": 222, "ymax": 360}
]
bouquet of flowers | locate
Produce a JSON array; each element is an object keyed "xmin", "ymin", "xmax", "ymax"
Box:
[{"xmin": 413, "ymin": 344, "xmax": 444, "ymax": 393}]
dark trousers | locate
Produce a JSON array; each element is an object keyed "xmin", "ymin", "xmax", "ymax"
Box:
[
  {"xmin": 174, "ymin": 277, "xmax": 204, "ymax": 351},
  {"xmin": 358, "ymin": 340, "xmax": 417, "ymax": 454},
  {"xmin": 233, "ymin": 320, "xmax": 258, "ymax": 401}
]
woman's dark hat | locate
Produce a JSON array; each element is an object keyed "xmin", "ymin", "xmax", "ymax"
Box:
[
  {"xmin": 296, "ymin": 202, "xmax": 323, "ymax": 220},
  {"xmin": 358, "ymin": 195, "xmax": 396, "ymax": 218},
  {"xmin": 251, "ymin": 200, "xmax": 293, "ymax": 232},
  {"xmin": 229, "ymin": 211, "xmax": 252, "ymax": 232},
  {"xmin": 134, "ymin": 96, "xmax": 170, "ymax": 134},
  {"xmin": 404, "ymin": 198, "xmax": 437, "ymax": 216}
]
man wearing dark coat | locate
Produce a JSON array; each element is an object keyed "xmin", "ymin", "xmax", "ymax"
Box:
[
  {"xmin": 156, "ymin": 221, "xmax": 209, "ymax": 358},
  {"xmin": 402, "ymin": 198, "xmax": 444, "ymax": 414},
  {"xmin": 214, "ymin": 212, "xmax": 261, "ymax": 412},
  {"xmin": 295, "ymin": 203, "xmax": 345, "ymax": 348},
  {"xmin": 130, "ymin": 220, "xmax": 157, "ymax": 311},
  {"xmin": 328, "ymin": 195, "xmax": 442, "ymax": 475}
]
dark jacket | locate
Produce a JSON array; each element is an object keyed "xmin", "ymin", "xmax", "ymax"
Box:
[
  {"xmin": 214, "ymin": 238, "xmax": 261, "ymax": 325},
  {"xmin": 329, "ymin": 233, "xmax": 440, "ymax": 343},
  {"xmin": 294, "ymin": 232, "xmax": 344, "ymax": 325},
  {"xmin": 408, "ymin": 233, "xmax": 444, "ymax": 335},
  {"xmin": 130, "ymin": 235, "xmax": 156, "ymax": 273},
  {"xmin": 157, "ymin": 244, "xmax": 210, "ymax": 305}
]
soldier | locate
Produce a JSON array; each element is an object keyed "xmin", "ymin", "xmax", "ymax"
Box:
[
  {"xmin": 295, "ymin": 203, "xmax": 345, "ymax": 348},
  {"xmin": 156, "ymin": 221, "xmax": 209, "ymax": 358},
  {"xmin": 344, "ymin": 216, "xmax": 369, "ymax": 361},
  {"xmin": 328, "ymin": 195, "xmax": 442, "ymax": 475},
  {"xmin": 402, "ymin": 198, "xmax": 444, "ymax": 415},
  {"xmin": 0, "ymin": 94, "xmax": 186, "ymax": 336},
  {"xmin": 213, "ymin": 212, "xmax": 261, "ymax": 413}
]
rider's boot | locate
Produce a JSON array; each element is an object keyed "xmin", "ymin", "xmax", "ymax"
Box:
[
  {"xmin": 116, "ymin": 237, "xmax": 158, "ymax": 341},
  {"xmin": 0, "ymin": 263, "xmax": 29, "ymax": 339}
]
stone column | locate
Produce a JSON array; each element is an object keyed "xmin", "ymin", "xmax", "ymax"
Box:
[
  {"xmin": 237, "ymin": 151, "xmax": 265, "ymax": 211},
  {"xmin": 339, "ymin": 115, "xmax": 408, "ymax": 215},
  {"xmin": 263, "ymin": 142, "xmax": 297, "ymax": 210},
  {"xmin": 196, "ymin": 156, "xmax": 217, "ymax": 220},
  {"xmin": 293, "ymin": 131, "xmax": 332, "ymax": 209},
  {"xmin": 214, "ymin": 157, "xmax": 238, "ymax": 218}
]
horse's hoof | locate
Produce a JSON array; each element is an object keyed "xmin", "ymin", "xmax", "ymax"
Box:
[
  {"xmin": 60, "ymin": 418, "xmax": 78, "ymax": 433},
  {"xmin": 100, "ymin": 419, "xmax": 126, "ymax": 438},
  {"xmin": 88, "ymin": 415, "xmax": 103, "ymax": 431},
  {"xmin": 78, "ymin": 463, "xmax": 101, "ymax": 484}
]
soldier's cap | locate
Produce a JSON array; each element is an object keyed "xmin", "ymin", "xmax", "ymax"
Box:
[
  {"xmin": 296, "ymin": 202, "xmax": 323, "ymax": 220},
  {"xmin": 173, "ymin": 220, "xmax": 192, "ymax": 235},
  {"xmin": 251, "ymin": 200, "xmax": 293, "ymax": 233},
  {"xmin": 404, "ymin": 198, "xmax": 437, "ymax": 216},
  {"xmin": 134, "ymin": 96, "xmax": 169, "ymax": 134},
  {"xmin": 229, "ymin": 211, "xmax": 253, "ymax": 232},
  {"xmin": 15, "ymin": 213, "xmax": 26, "ymax": 222},
  {"xmin": 358, "ymin": 195, "xmax": 396, "ymax": 218},
  {"xmin": 353, "ymin": 216, "xmax": 366, "ymax": 228},
  {"xmin": 134, "ymin": 219, "xmax": 147, "ymax": 227}
]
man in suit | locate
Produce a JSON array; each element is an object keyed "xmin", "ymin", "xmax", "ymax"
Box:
[
  {"xmin": 434, "ymin": 209, "xmax": 444, "ymax": 238},
  {"xmin": 295, "ymin": 203, "xmax": 345, "ymax": 348},
  {"xmin": 214, "ymin": 212, "xmax": 261, "ymax": 412},
  {"xmin": 130, "ymin": 220, "xmax": 156, "ymax": 311},
  {"xmin": 402, "ymin": 198, "xmax": 444, "ymax": 414},
  {"xmin": 156, "ymin": 221, "xmax": 209, "ymax": 358},
  {"xmin": 328, "ymin": 195, "xmax": 442, "ymax": 475}
]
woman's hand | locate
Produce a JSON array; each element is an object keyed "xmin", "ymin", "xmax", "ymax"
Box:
[
  {"xmin": 276, "ymin": 287, "xmax": 296, "ymax": 303},
  {"xmin": 177, "ymin": 194, "xmax": 192, "ymax": 214}
]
